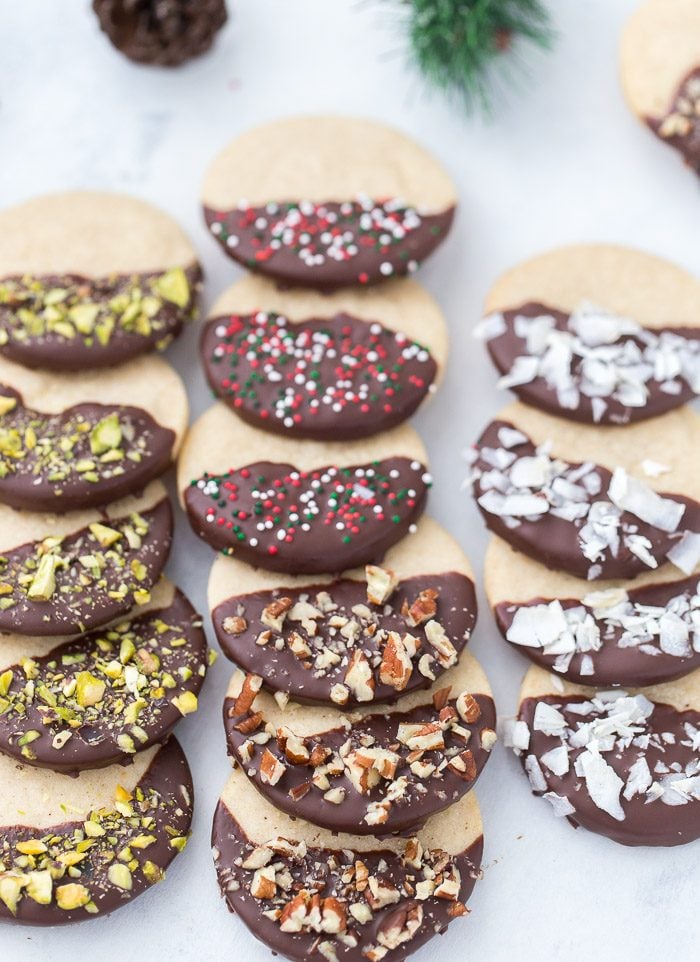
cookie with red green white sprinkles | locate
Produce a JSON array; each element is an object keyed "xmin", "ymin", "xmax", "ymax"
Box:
[
  {"xmin": 201, "ymin": 116, "xmax": 457, "ymax": 289},
  {"xmin": 177, "ymin": 403, "xmax": 430, "ymax": 574},
  {"xmin": 201, "ymin": 273, "xmax": 447, "ymax": 440}
]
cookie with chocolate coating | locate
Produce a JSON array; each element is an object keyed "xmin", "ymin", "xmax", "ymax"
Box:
[
  {"xmin": 179, "ymin": 403, "xmax": 430, "ymax": 574},
  {"xmin": 0, "ymin": 353, "xmax": 187, "ymax": 512},
  {"xmin": 620, "ymin": 0, "xmax": 700, "ymax": 173},
  {"xmin": 477, "ymin": 245, "xmax": 700, "ymax": 425},
  {"xmin": 0, "ymin": 737, "xmax": 193, "ymax": 922},
  {"xmin": 202, "ymin": 116, "xmax": 457, "ymax": 289},
  {"xmin": 213, "ymin": 763, "xmax": 482, "ymax": 962},
  {"xmin": 0, "ymin": 191, "xmax": 202, "ymax": 371},
  {"xmin": 509, "ymin": 664, "xmax": 700, "ymax": 846},
  {"xmin": 0, "ymin": 579, "xmax": 208, "ymax": 773},
  {"xmin": 209, "ymin": 516, "xmax": 477, "ymax": 707},
  {"xmin": 470, "ymin": 402, "xmax": 700, "ymax": 582},
  {"xmin": 201, "ymin": 273, "xmax": 447, "ymax": 440}
]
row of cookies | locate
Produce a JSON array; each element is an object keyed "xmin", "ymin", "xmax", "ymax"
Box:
[
  {"xmin": 186, "ymin": 117, "xmax": 498, "ymax": 960},
  {"xmin": 469, "ymin": 244, "xmax": 700, "ymax": 847},
  {"xmin": 0, "ymin": 192, "xmax": 211, "ymax": 921}
]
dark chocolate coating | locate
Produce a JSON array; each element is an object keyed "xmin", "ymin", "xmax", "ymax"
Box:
[
  {"xmin": 647, "ymin": 67, "xmax": 700, "ymax": 173},
  {"xmin": 0, "ymin": 589, "xmax": 207, "ymax": 772},
  {"xmin": 213, "ymin": 572, "xmax": 476, "ymax": 706},
  {"xmin": 0, "ymin": 265, "xmax": 201, "ymax": 371},
  {"xmin": 519, "ymin": 694, "xmax": 700, "ymax": 846},
  {"xmin": 201, "ymin": 311, "xmax": 438, "ymax": 441},
  {"xmin": 185, "ymin": 457, "xmax": 429, "ymax": 574},
  {"xmin": 0, "ymin": 498, "xmax": 173, "ymax": 637},
  {"xmin": 224, "ymin": 693, "xmax": 495, "ymax": 835},
  {"xmin": 496, "ymin": 574, "xmax": 700, "ymax": 687},
  {"xmin": 485, "ymin": 303, "xmax": 700, "ymax": 424},
  {"xmin": 204, "ymin": 201, "xmax": 455, "ymax": 290},
  {"xmin": 0, "ymin": 385, "xmax": 175, "ymax": 512},
  {"xmin": 0, "ymin": 736, "xmax": 193, "ymax": 924},
  {"xmin": 213, "ymin": 800, "xmax": 482, "ymax": 962},
  {"xmin": 472, "ymin": 419, "xmax": 700, "ymax": 581}
]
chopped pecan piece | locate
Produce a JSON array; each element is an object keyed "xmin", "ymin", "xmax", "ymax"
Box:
[
  {"xmin": 250, "ymin": 865, "xmax": 277, "ymax": 900},
  {"xmin": 378, "ymin": 632, "xmax": 413, "ymax": 691},
  {"xmin": 402, "ymin": 588, "xmax": 438, "ymax": 627},
  {"xmin": 233, "ymin": 673, "xmax": 263, "ymax": 714},
  {"xmin": 377, "ymin": 903, "xmax": 423, "ymax": 950},
  {"xmin": 259, "ymin": 748, "xmax": 286, "ymax": 785},
  {"xmin": 424, "ymin": 620, "xmax": 457, "ymax": 668},
  {"xmin": 448, "ymin": 749, "xmax": 477, "ymax": 780},
  {"xmin": 344, "ymin": 650, "xmax": 375, "ymax": 702},
  {"xmin": 365, "ymin": 565, "xmax": 398, "ymax": 605},
  {"xmin": 223, "ymin": 614, "xmax": 247, "ymax": 635},
  {"xmin": 456, "ymin": 691, "xmax": 481, "ymax": 723},
  {"xmin": 261, "ymin": 597, "xmax": 293, "ymax": 632}
]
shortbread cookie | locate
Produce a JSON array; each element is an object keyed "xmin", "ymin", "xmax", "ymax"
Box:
[
  {"xmin": 0, "ymin": 192, "xmax": 202, "ymax": 370},
  {"xmin": 486, "ymin": 536, "xmax": 700, "ymax": 687},
  {"xmin": 224, "ymin": 652, "xmax": 495, "ymax": 835},
  {"xmin": 209, "ymin": 516, "xmax": 477, "ymax": 707},
  {"xmin": 213, "ymin": 764, "xmax": 482, "ymax": 962},
  {"xmin": 508, "ymin": 665, "xmax": 700, "ymax": 846},
  {"xmin": 620, "ymin": 0, "xmax": 700, "ymax": 172},
  {"xmin": 0, "ymin": 737, "xmax": 193, "ymax": 922},
  {"xmin": 0, "ymin": 481, "xmax": 172, "ymax": 636},
  {"xmin": 0, "ymin": 353, "xmax": 187, "ymax": 512},
  {"xmin": 469, "ymin": 403, "xmax": 700, "ymax": 581},
  {"xmin": 179, "ymin": 404, "xmax": 430, "ymax": 574},
  {"xmin": 0, "ymin": 580, "xmax": 208, "ymax": 772},
  {"xmin": 476, "ymin": 245, "xmax": 700, "ymax": 425},
  {"xmin": 202, "ymin": 116, "xmax": 457, "ymax": 289},
  {"xmin": 201, "ymin": 273, "xmax": 447, "ymax": 440}
]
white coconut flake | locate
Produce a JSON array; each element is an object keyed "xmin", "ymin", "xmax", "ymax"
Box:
[
  {"xmin": 640, "ymin": 459, "xmax": 671, "ymax": 479},
  {"xmin": 502, "ymin": 719, "xmax": 531, "ymax": 752},
  {"xmin": 533, "ymin": 702, "xmax": 568, "ymax": 736},
  {"xmin": 473, "ymin": 312, "xmax": 507, "ymax": 340},
  {"xmin": 667, "ymin": 532, "xmax": 700, "ymax": 575},
  {"xmin": 623, "ymin": 756, "xmax": 652, "ymax": 800},
  {"xmin": 540, "ymin": 745, "xmax": 570, "ymax": 776},
  {"xmin": 578, "ymin": 746, "xmax": 625, "ymax": 820},
  {"xmin": 543, "ymin": 792, "xmax": 576, "ymax": 817},
  {"xmin": 524, "ymin": 754, "xmax": 548, "ymax": 792},
  {"xmin": 607, "ymin": 468, "xmax": 685, "ymax": 533}
]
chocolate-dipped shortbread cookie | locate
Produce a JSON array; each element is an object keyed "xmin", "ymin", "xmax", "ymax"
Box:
[
  {"xmin": 0, "ymin": 738, "xmax": 193, "ymax": 922},
  {"xmin": 0, "ymin": 353, "xmax": 187, "ymax": 512},
  {"xmin": 0, "ymin": 192, "xmax": 201, "ymax": 370},
  {"xmin": 213, "ymin": 764, "xmax": 482, "ymax": 962},
  {"xmin": 621, "ymin": 0, "xmax": 700, "ymax": 174},
  {"xmin": 0, "ymin": 580, "xmax": 209, "ymax": 772},
  {"xmin": 476, "ymin": 245, "xmax": 700, "ymax": 425},
  {"xmin": 0, "ymin": 481, "xmax": 172, "ymax": 637},
  {"xmin": 209, "ymin": 516, "xmax": 477, "ymax": 707},
  {"xmin": 469, "ymin": 403, "xmax": 700, "ymax": 581},
  {"xmin": 486, "ymin": 536, "xmax": 700, "ymax": 687},
  {"xmin": 202, "ymin": 116, "xmax": 457, "ymax": 289},
  {"xmin": 507, "ymin": 665, "xmax": 700, "ymax": 846},
  {"xmin": 179, "ymin": 404, "xmax": 430, "ymax": 574},
  {"xmin": 224, "ymin": 652, "xmax": 495, "ymax": 835},
  {"xmin": 201, "ymin": 273, "xmax": 447, "ymax": 441}
]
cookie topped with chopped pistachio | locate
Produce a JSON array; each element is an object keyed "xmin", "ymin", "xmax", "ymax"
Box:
[
  {"xmin": 0, "ymin": 353, "xmax": 187, "ymax": 512},
  {"xmin": 0, "ymin": 737, "xmax": 193, "ymax": 923},
  {"xmin": 0, "ymin": 579, "xmax": 210, "ymax": 772},
  {"xmin": 0, "ymin": 192, "xmax": 201, "ymax": 370},
  {"xmin": 0, "ymin": 480, "xmax": 172, "ymax": 637}
]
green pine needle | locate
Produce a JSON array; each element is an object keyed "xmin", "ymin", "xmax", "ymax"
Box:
[{"xmin": 386, "ymin": 0, "xmax": 554, "ymax": 115}]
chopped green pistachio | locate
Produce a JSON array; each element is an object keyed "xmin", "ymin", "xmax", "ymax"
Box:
[
  {"xmin": 75, "ymin": 671, "xmax": 106, "ymax": 708},
  {"xmin": 107, "ymin": 863, "xmax": 132, "ymax": 891},
  {"xmin": 90, "ymin": 413, "xmax": 122, "ymax": 456},
  {"xmin": 153, "ymin": 267, "xmax": 189, "ymax": 308},
  {"xmin": 26, "ymin": 554, "xmax": 60, "ymax": 601},
  {"xmin": 0, "ymin": 396, "xmax": 17, "ymax": 416},
  {"xmin": 25, "ymin": 870, "xmax": 53, "ymax": 905},
  {"xmin": 55, "ymin": 882, "xmax": 90, "ymax": 910},
  {"xmin": 88, "ymin": 522, "xmax": 123, "ymax": 547}
]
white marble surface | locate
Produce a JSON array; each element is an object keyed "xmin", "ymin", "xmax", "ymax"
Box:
[{"xmin": 1, "ymin": 0, "xmax": 698, "ymax": 958}]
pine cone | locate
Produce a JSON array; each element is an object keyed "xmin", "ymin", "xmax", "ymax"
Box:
[{"xmin": 93, "ymin": 0, "xmax": 227, "ymax": 67}]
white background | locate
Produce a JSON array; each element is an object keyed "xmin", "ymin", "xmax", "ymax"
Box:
[{"xmin": 1, "ymin": 1, "xmax": 698, "ymax": 959}]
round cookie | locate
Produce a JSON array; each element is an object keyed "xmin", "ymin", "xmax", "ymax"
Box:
[
  {"xmin": 620, "ymin": 0, "xmax": 700, "ymax": 172},
  {"xmin": 201, "ymin": 273, "xmax": 447, "ymax": 441},
  {"xmin": 486, "ymin": 536, "xmax": 700, "ymax": 687},
  {"xmin": 224, "ymin": 652, "xmax": 495, "ymax": 836},
  {"xmin": 509, "ymin": 664, "xmax": 700, "ymax": 846},
  {"xmin": 476, "ymin": 245, "xmax": 700, "ymax": 425},
  {"xmin": 0, "ymin": 579, "xmax": 208, "ymax": 772},
  {"xmin": 0, "ymin": 353, "xmax": 187, "ymax": 512},
  {"xmin": 469, "ymin": 402, "xmax": 700, "ymax": 582},
  {"xmin": 0, "ymin": 737, "xmax": 193, "ymax": 922},
  {"xmin": 0, "ymin": 480, "xmax": 172, "ymax": 637},
  {"xmin": 202, "ymin": 116, "xmax": 457, "ymax": 289},
  {"xmin": 0, "ymin": 192, "xmax": 202, "ymax": 371},
  {"xmin": 179, "ymin": 403, "xmax": 431, "ymax": 574},
  {"xmin": 213, "ymin": 764, "xmax": 482, "ymax": 962},
  {"xmin": 209, "ymin": 516, "xmax": 477, "ymax": 707}
]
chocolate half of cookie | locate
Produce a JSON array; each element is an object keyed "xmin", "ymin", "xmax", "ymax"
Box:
[
  {"xmin": 647, "ymin": 68, "xmax": 700, "ymax": 173},
  {"xmin": 213, "ymin": 763, "xmax": 482, "ymax": 962},
  {"xmin": 487, "ymin": 535, "xmax": 700, "ymax": 687},
  {"xmin": 0, "ymin": 580, "xmax": 208, "ymax": 772},
  {"xmin": 507, "ymin": 665, "xmax": 700, "ymax": 847},
  {"xmin": 224, "ymin": 652, "xmax": 495, "ymax": 836},
  {"xmin": 0, "ymin": 481, "xmax": 172, "ymax": 637},
  {"xmin": 0, "ymin": 737, "xmax": 193, "ymax": 923},
  {"xmin": 470, "ymin": 412, "xmax": 700, "ymax": 581}
]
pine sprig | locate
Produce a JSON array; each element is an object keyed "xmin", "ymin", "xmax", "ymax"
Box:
[{"xmin": 386, "ymin": 0, "xmax": 554, "ymax": 114}]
